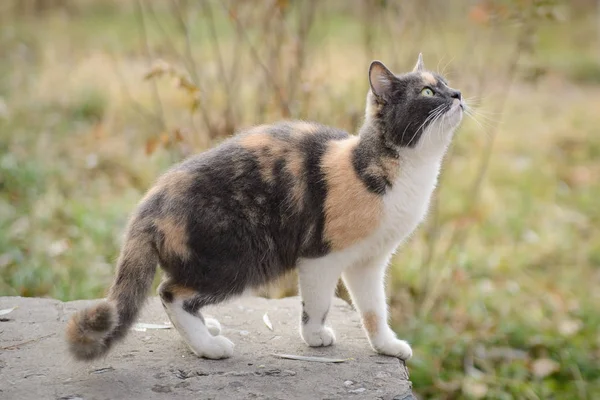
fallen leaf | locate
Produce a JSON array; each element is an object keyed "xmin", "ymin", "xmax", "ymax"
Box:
[
  {"xmin": 91, "ymin": 367, "xmax": 115, "ymax": 374},
  {"xmin": 132, "ymin": 322, "xmax": 172, "ymax": 332},
  {"xmin": 271, "ymin": 353, "xmax": 351, "ymax": 363},
  {"xmin": 531, "ymin": 358, "xmax": 560, "ymax": 378},
  {"xmin": 0, "ymin": 306, "xmax": 17, "ymax": 316},
  {"xmin": 176, "ymin": 77, "xmax": 200, "ymax": 96},
  {"xmin": 145, "ymin": 137, "xmax": 159, "ymax": 155},
  {"xmin": 263, "ymin": 313, "xmax": 273, "ymax": 331},
  {"xmin": 173, "ymin": 128, "xmax": 184, "ymax": 143}
]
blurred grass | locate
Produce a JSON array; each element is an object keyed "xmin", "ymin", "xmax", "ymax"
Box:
[{"xmin": 1, "ymin": 1, "xmax": 599, "ymax": 398}]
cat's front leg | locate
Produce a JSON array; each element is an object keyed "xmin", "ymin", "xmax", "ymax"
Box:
[
  {"xmin": 297, "ymin": 258, "xmax": 344, "ymax": 347},
  {"xmin": 342, "ymin": 255, "xmax": 413, "ymax": 361}
]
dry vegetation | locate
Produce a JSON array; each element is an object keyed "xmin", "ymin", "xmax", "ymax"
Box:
[{"xmin": 1, "ymin": 0, "xmax": 599, "ymax": 398}]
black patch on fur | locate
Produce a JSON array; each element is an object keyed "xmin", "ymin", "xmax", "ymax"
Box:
[
  {"xmin": 302, "ymin": 311, "xmax": 310, "ymax": 325},
  {"xmin": 364, "ymin": 174, "xmax": 388, "ymax": 194},
  {"xmin": 321, "ymin": 309, "xmax": 329, "ymax": 325},
  {"xmin": 182, "ymin": 299, "xmax": 206, "ymax": 324},
  {"xmin": 351, "ymin": 135, "xmax": 397, "ymax": 195},
  {"xmin": 301, "ymin": 300, "xmax": 317, "ymax": 325},
  {"xmin": 159, "ymin": 289, "xmax": 173, "ymax": 303}
]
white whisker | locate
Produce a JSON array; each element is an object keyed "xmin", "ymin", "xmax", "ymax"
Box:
[
  {"xmin": 411, "ymin": 105, "xmax": 447, "ymax": 147},
  {"xmin": 441, "ymin": 56, "xmax": 455, "ymax": 78}
]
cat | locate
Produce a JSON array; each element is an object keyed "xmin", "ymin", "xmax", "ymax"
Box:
[{"xmin": 66, "ymin": 54, "xmax": 464, "ymax": 362}]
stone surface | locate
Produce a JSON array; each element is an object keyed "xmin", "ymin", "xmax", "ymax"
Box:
[{"xmin": 0, "ymin": 296, "xmax": 414, "ymax": 400}]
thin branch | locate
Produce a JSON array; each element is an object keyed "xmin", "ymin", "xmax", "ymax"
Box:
[
  {"xmin": 201, "ymin": 0, "xmax": 236, "ymax": 130},
  {"xmin": 135, "ymin": 0, "xmax": 167, "ymax": 133},
  {"xmin": 108, "ymin": 53, "xmax": 164, "ymax": 128},
  {"xmin": 286, "ymin": 0, "xmax": 317, "ymax": 108},
  {"xmin": 223, "ymin": 2, "xmax": 291, "ymax": 117},
  {"xmin": 170, "ymin": 0, "xmax": 214, "ymax": 136}
]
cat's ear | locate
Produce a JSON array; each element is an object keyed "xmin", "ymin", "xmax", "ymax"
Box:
[
  {"xmin": 369, "ymin": 61, "xmax": 396, "ymax": 100},
  {"xmin": 413, "ymin": 53, "xmax": 425, "ymax": 72}
]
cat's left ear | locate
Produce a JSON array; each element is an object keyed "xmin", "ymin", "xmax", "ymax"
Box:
[
  {"xmin": 369, "ymin": 60, "xmax": 397, "ymax": 100},
  {"xmin": 413, "ymin": 53, "xmax": 425, "ymax": 72}
]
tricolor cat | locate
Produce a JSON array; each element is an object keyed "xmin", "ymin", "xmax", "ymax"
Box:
[{"xmin": 66, "ymin": 54, "xmax": 464, "ymax": 361}]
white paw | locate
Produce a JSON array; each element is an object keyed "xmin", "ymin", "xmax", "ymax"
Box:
[
  {"xmin": 301, "ymin": 326, "xmax": 336, "ymax": 347},
  {"xmin": 373, "ymin": 338, "xmax": 413, "ymax": 361},
  {"xmin": 190, "ymin": 335, "xmax": 235, "ymax": 360},
  {"xmin": 205, "ymin": 317, "xmax": 222, "ymax": 336}
]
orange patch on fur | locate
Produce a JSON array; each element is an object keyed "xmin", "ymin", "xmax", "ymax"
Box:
[
  {"xmin": 159, "ymin": 279, "xmax": 198, "ymax": 300},
  {"xmin": 239, "ymin": 131, "xmax": 275, "ymax": 151},
  {"xmin": 292, "ymin": 121, "xmax": 319, "ymax": 135},
  {"xmin": 171, "ymin": 284, "xmax": 198, "ymax": 299},
  {"xmin": 322, "ymin": 137, "xmax": 383, "ymax": 250},
  {"xmin": 141, "ymin": 169, "xmax": 194, "ymax": 204},
  {"xmin": 381, "ymin": 157, "xmax": 401, "ymax": 182},
  {"xmin": 155, "ymin": 216, "xmax": 190, "ymax": 259},
  {"xmin": 363, "ymin": 311, "xmax": 379, "ymax": 337},
  {"xmin": 421, "ymin": 72, "xmax": 437, "ymax": 86},
  {"xmin": 286, "ymin": 150, "xmax": 306, "ymax": 210}
]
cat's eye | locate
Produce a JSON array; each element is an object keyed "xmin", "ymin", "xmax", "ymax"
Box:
[{"xmin": 421, "ymin": 88, "xmax": 435, "ymax": 97}]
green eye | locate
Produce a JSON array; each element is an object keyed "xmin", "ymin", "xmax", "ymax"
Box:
[{"xmin": 421, "ymin": 88, "xmax": 434, "ymax": 96}]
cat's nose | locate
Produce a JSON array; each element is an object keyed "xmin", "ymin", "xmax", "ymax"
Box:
[{"xmin": 451, "ymin": 90, "xmax": 462, "ymax": 100}]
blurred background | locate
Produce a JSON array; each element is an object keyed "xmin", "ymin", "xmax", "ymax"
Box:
[{"xmin": 1, "ymin": 0, "xmax": 599, "ymax": 398}]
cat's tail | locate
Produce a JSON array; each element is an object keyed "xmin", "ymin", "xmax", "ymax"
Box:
[{"xmin": 66, "ymin": 218, "xmax": 157, "ymax": 361}]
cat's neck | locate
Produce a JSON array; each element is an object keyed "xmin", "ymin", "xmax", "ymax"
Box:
[{"xmin": 356, "ymin": 121, "xmax": 448, "ymax": 169}]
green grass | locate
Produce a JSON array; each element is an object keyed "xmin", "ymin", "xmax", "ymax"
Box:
[{"xmin": 1, "ymin": 2, "xmax": 599, "ymax": 399}]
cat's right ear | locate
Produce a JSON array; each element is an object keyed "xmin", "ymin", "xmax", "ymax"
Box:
[
  {"xmin": 369, "ymin": 61, "xmax": 396, "ymax": 100},
  {"xmin": 413, "ymin": 53, "xmax": 425, "ymax": 72}
]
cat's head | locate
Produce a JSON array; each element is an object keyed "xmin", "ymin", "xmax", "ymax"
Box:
[{"xmin": 365, "ymin": 54, "xmax": 463, "ymax": 150}]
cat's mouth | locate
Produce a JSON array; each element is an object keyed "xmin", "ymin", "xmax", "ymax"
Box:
[
  {"xmin": 451, "ymin": 98, "xmax": 464, "ymax": 112},
  {"xmin": 440, "ymin": 99, "xmax": 464, "ymax": 128},
  {"xmin": 447, "ymin": 99, "xmax": 465, "ymax": 118}
]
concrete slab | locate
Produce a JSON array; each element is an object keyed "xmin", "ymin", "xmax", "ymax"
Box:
[{"xmin": 0, "ymin": 296, "xmax": 414, "ymax": 399}]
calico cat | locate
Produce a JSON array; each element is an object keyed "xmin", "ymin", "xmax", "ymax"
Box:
[{"xmin": 66, "ymin": 54, "xmax": 464, "ymax": 362}]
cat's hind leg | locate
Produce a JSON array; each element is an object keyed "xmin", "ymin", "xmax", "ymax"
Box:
[
  {"xmin": 158, "ymin": 280, "xmax": 234, "ymax": 359},
  {"xmin": 297, "ymin": 258, "xmax": 344, "ymax": 347}
]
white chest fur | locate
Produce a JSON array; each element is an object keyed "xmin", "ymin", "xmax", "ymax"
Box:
[
  {"xmin": 368, "ymin": 158, "xmax": 441, "ymax": 256},
  {"xmin": 317, "ymin": 156, "xmax": 442, "ymax": 270},
  {"xmin": 380, "ymin": 160, "xmax": 441, "ymax": 244}
]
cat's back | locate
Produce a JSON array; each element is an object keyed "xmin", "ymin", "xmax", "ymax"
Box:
[
  {"xmin": 174, "ymin": 120, "xmax": 350, "ymax": 187},
  {"xmin": 190, "ymin": 120, "xmax": 350, "ymax": 166},
  {"xmin": 140, "ymin": 120, "xmax": 351, "ymax": 220}
]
